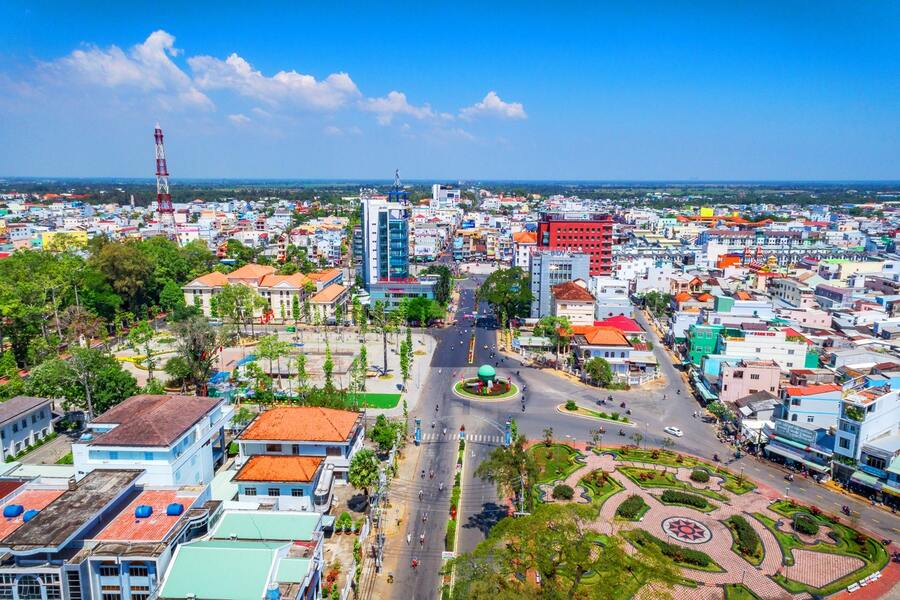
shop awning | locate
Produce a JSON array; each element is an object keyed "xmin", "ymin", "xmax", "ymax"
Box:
[
  {"xmin": 850, "ymin": 470, "xmax": 882, "ymax": 490},
  {"xmin": 692, "ymin": 375, "xmax": 718, "ymax": 402},
  {"xmin": 765, "ymin": 443, "xmax": 831, "ymax": 473},
  {"xmin": 769, "ymin": 435, "xmax": 832, "ymax": 458},
  {"xmin": 882, "ymin": 483, "xmax": 900, "ymax": 498}
]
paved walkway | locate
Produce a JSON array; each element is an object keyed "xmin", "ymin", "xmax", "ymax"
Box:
[{"xmin": 534, "ymin": 448, "xmax": 898, "ymax": 600}]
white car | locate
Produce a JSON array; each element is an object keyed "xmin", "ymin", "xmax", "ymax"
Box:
[{"xmin": 664, "ymin": 426, "xmax": 683, "ymax": 438}]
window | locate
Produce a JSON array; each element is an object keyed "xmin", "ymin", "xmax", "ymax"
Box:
[
  {"xmin": 101, "ymin": 592, "xmax": 121, "ymax": 600},
  {"xmin": 733, "ymin": 371, "xmax": 744, "ymax": 379},
  {"xmin": 750, "ymin": 373, "xmax": 760, "ymax": 380},
  {"xmin": 17, "ymin": 576, "xmax": 42, "ymax": 600},
  {"xmin": 144, "ymin": 452, "xmax": 153, "ymax": 461},
  {"xmin": 12, "ymin": 423, "xmax": 17, "ymax": 433},
  {"xmin": 109, "ymin": 451, "xmax": 119, "ymax": 460},
  {"xmin": 839, "ymin": 438, "xmax": 850, "ymax": 449},
  {"xmin": 723, "ymin": 384, "xmax": 728, "ymax": 391},
  {"xmin": 266, "ymin": 443, "xmax": 281, "ymax": 453},
  {"xmin": 788, "ymin": 349, "xmax": 795, "ymax": 355},
  {"xmin": 99, "ymin": 565, "xmax": 119, "ymax": 577},
  {"xmin": 39, "ymin": 410, "xmax": 45, "ymax": 420},
  {"xmin": 865, "ymin": 455, "xmax": 887, "ymax": 470},
  {"xmin": 806, "ymin": 415, "xmax": 815, "ymax": 423},
  {"xmin": 20, "ymin": 419, "xmax": 26, "ymax": 429},
  {"xmin": 268, "ymin": 488, "xmax": 281, "ymax": 497},
  {"xmin": 326, "ymin": 446, "xmax": 343, "ymax": 457},
  {"xmin": 31, "ymin": 414, "xmax": 37, "ymax": 424},
  {"xmin": 291, "ymin": 488, "xmax": 304, "ymax": 497},
  {"xmin": 244, "ymin": 487, "xmax": 257, "ymax": 496},
  {"xmin": 292, "ymin": 444, "xmax": 301, "ymax": 455},
  {"xmin": 0, "ymin": 430, "xmax": 4, "ymax": 441},
  {"xmin": 791, "ymin": 414, "xmax": 798, "ymax": 422},
  {"xmin": 128, "ymin": 565, "xmax": 149, "ymax": 578}
]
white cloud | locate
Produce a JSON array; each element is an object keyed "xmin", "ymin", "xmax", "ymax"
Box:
[
  {"xmin": 49, "ymin": 30, "xmax": 213, "ymax": 110},
  {"xmin": 227, "ymin": 113, "xmax": 251, "ymax": 125},
  {"xmin": 361, "ymin": 91, "xmax": 435, "ymax": 125},
  {"xmin": 460, "ymin": 91, "xmax": 526, "ymax": 121},
  {"xmin": 324, "ymin": 125, "xmax": 362, "ymax": 136},
  {"xmin": 188, "ymin": 53, "xmax": 360, "ymax": 111}
]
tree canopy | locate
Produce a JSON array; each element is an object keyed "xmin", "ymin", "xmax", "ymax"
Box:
[{"xmin": 476, "ymin": 267, "xmax": 533, "ymax": 326}]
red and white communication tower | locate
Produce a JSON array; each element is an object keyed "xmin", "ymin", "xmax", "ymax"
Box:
[{"xmin": 154, "ymin": 123, "xmax": 176, "ymax": 237}]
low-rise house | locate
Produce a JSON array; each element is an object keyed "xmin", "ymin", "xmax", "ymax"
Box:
[
  {"xmin": 233, "ymin": 455, "xmax": 330, "ymax": 512},
  {"xmin": 779, "ymin": 384, "xmax": 843, "ymax": 429},
  {"xmin": 0, "ymin": 396, "xmax": 53, "ymax": 461},
  {"xmin": 718, "ymin": 360, "xmax": 781, "ymax": 405},
  {"xmin": 73, "ymin": 395, "xmax": 233, "ymax": 486},
  {"xmin": 0, "ymin": 469, "xmax": 215, "ymax": 600},
  {"xmin": 550, "ymin": 280, "xmax": 595, "ymax": 326},
  {"xmin": 237, "ymin": 406, "xmax": 364, "ymax": 487},
  {"xmin": 763, "ymin": 419, "xmax": 834, "ymax": 477},
  {"xmin": 158, "ymin": 511, "xmax": 324, "ymax": 600}
]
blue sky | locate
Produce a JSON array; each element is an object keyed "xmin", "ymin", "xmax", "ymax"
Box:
[{"xmin": 1, "ymin": 1, "xmax": 898, "ymax": 180}]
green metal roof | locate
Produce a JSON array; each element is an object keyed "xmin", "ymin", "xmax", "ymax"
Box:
[
  {"xmin": 276, "ymin": 558, "xmax": 312, "ymax": 584},
  {"xmin": 211, "ymin": 511, "xmax": 319, "ymax": 542},
  {"xmin": 159, "ymin": 540, "xmax": 286, "ymax": 600},
  {"xmin": 851, "ymin": 470, "xmax": 881, "ymax": 488}
]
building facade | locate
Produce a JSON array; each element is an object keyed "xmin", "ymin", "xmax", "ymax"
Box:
[
  {"xmin": 536, "ymin": 212, "xmax": 614, "ymax": 276},
  {"xmin": 529, "ymin": 250, "xmax": 591, "ymax": 319}
]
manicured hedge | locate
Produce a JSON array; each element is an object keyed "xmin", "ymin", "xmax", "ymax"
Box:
[
  {"xmin": 628, "ymin": 529, "xmax": 713, "ymax": 567},
  {"xmin": 690, "ymin": 469, "xmax": 710, "ymax": 483},
  {"xmin": 661, "ymin": 489, "xmax": 709, "ymax": 509},
  {"xmin": 553, "ymin": 484, "xmax": 574, "ymax": 500},
  {"xmin": 727, "ymin": 515, "xmax": 761, "ymax": 558},
  {"xmin": 616, "ymin": 494, "xmax": 648, "ymax": 519},
  {"xmin": 793, "ymin": 513, "xmax": 820, "ymax": 536}
]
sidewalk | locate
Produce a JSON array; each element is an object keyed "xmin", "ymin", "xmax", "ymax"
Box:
[{"xmin": 364, "ymin": 440, "xmax": 425, "ymax": 599}]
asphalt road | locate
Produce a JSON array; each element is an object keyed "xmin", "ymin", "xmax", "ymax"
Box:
[{"xmin": 389, "ymin": 274, "xmax": 900, "ymax": 599}]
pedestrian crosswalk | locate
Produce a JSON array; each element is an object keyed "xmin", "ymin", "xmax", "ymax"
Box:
[{"xmin": 420, "ymin": 432, "xmax": 503, "ymax": 444}]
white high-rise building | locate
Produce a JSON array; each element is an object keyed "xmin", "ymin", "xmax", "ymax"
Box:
[{"xmin": 431, "ymin": 184, "xmax": 461, "ymax": 209}]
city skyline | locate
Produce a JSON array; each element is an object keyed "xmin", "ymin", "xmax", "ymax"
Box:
[{"xmin": 1, "ymin": 1, "xmax": 898, "ymax": 180}]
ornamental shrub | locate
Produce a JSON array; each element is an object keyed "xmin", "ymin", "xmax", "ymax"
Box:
[
  {"xmin": 690, "ymin": 469, "xmax": 710, "ymax": 483},
  {"xmin": 552, "ymin": 484, "xmax": 574, "ymax": 500},
  {"xmin": 660, "ymin": 489, "xmax": 708, "ymax": 508},
  {"xmin": 793, "ymin": 513, "xmax": 820, "ymax": 536},
  {"xmin": 616, "ymin": 494, "xmax": 648, "ymax": 519},
  {"xmin": 727, "ymin": 515, "xmax": 761, "ymax": 557}
]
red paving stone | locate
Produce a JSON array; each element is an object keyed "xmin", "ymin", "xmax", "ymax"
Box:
[
  {"xmin": 0, "ymin": 489, "xmax": 66, "ymax": 539},
  {"xmin": 95, "ymin": 490, "xmax": 194, "ymax": 541},
  {"xmin": 832, "ymin": 558, "xmax": 900, "ymax": 600},
  {"xmin": 784, "ymin": 550, "xmax": 866, "ymax": 588}
]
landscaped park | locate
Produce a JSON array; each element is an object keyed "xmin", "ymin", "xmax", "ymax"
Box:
[{"xmin": 526, "ymin": 443, "xmax": 893, "ymax": 599}]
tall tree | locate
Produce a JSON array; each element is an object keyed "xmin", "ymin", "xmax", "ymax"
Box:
[
  {"xmin": 451, "ymin": 503, "xmax": 679, "ymax": 600},
  {"xmin": 420, "ymin": 264, "xmax": 452, "ymax": 305},
  {"xmin": 348, "ymin": 448, "xmax": 380, "ymax": 497},
  {"xmin": 128, "ymin": 320, "xmax": 157, "ymax": 381},
  {"xmin": 584, "ymin": 357, "xmax": 613, "ymax": 387},
  {"xmin": 368, "ymin": 301, "xmax": 392, "ymax": 374},
  {"xmin": 477, "ymin": 267, "xmax": 532, "ymax": 327},
  {"xmin": 91, "ymin": 241, "xmax": 154, "ymax": 312},
  {"xmin": 171, "ymin": 314, "xmax": 217, "ymax": 394},
  {"xmin": 534, "ymin": 315, "xmax": 573, "ymax": 368},
  {"xmin": 475, "ymin": 437, "xmax": 539, "ymax": 512}
]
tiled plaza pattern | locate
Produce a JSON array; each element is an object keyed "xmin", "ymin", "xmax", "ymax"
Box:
[{"xmin": 543, "ymin": 449, "xmax": 894, "ymax": 600}]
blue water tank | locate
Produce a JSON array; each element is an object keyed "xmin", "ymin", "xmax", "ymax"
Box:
[
  {"xmin": 23, "ymin": 509, "xmax": 39, "ymax": 522},
  {"xmin": 135, "ymin": 505, "xmax": 153, "ymax": 519},
  {"xmin": 166, "ymin": 503, "xmax": 184, "ymax": 516},
  {"xmin": 2, "ymin": 505, "xmax": 23, "ymax": 518}
]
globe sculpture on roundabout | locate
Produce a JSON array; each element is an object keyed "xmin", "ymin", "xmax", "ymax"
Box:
[{"xmin": 454, "ymin": 364, "xmax": 517, "ymax": 399}]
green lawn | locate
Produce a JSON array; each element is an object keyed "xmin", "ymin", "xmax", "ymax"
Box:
[
  {"xmin": 617, "ymin": 466, "xmax": 728, "ymax": 501},
  {"xmin": 562, "ymin": 404, "xmax": 630, "ymax": 424},
  {"xmin": 579, "ymin": 473, "xmax": 624, "ymax": 508},
  {"xmin": 723, "ymin": 516, "xmax": 764, "ymax": 566},
  {"xmin": 613, "ymin": 448, "xmax": 755, "ymax": 494},
  {"xmin": 529, "ymin": 443, "xmax": 583, "ymax": 484},
  {"xmin": 623, "ymin": 529, "xmax": 724, "ymax": 573},
  {"xmin": 723, "ymin": 584, "xmax": 761, "ymax": 600},
  {"xmin": 755, "ymin": 505, "xmax": 889, "ymax": 597},
  {"xmin": 355, "ymin": 392, "xmax": 402, "ymax": 408}
]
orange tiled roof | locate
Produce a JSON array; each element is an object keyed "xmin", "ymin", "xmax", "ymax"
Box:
[
  {"xmin": 783, "ymin": 384, "xmax": 841, "ymax": 397},
  {"xmin": 240, "ymin": 406, "xmax": 361, "ymax": 442},
  {"xmin": 312, "ymin": 283, "xmax": 346, "ymax": 304},
  {"xmin": 734, "ymin": 290, "xmax": 752, "ymax": 301},
  {"xmin": 193, "ymin": 271, "xmax": 229, "ymax": 286},
  {"xmin": 551, "ymin": 281, "xmax": 594, "ymax": 302},
  {"xmin": 307, "ymin": 268, "xmax": 342, "ymax": 282},
  {"xmin": 571, "ymin": 325, "xmax": 629, "ymax": 346},
  {"xmin": 95, "ymin": 490, "xmax": 193, "ymax": 542},
  {"xmin": 234, "ymin": 455, "xmax": 323, "ymax": 483},
  {"xmin": 674, "ymin": 292, "xmax": 692, "ymax": 302},
  {"xmin": 260, "ymin": 273, "xmax": 310, "ymax": 288},
  {"xmin": 512, "ymin": 231, "xmax": 537, "ymax": 244},
  {"xmin": 227, "ymin": 264, "xmax": 276, "ymax": 280},
  {"xmin": 0, "ymin": 489, "xmax": 65, "ymax": 539},
  {"xmin": 697, "ymin": 293, "xmax": 714, "ymax": 302}
]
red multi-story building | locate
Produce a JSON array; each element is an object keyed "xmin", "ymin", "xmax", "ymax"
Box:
[{"xmin": 536, "ymin": 212, "xmax": 614, "ymax": 276}]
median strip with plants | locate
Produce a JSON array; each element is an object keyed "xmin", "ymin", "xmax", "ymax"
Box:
[
  {"xmin": 560, "ymin": 400, "xmax": 631, "ymax": 424},
  {"xmin": 445, "ymin": 439, "xmax": 464, "ymax": 553}
]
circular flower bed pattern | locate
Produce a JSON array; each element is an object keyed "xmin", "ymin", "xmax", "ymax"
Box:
[{"xmin": 661, "ymin": 516, "xmax": 712, "ymax": 544}]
